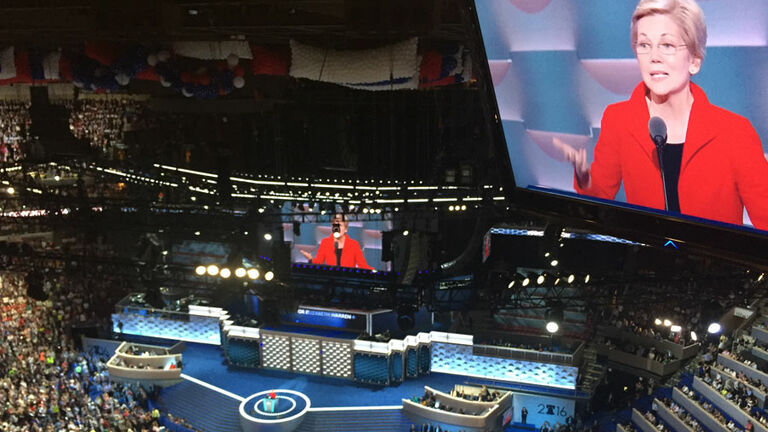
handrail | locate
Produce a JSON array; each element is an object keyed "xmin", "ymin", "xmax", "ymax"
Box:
[
  {"xmin": 472, "ymin": 344, "xmax": 575, "ymax": 365},
  {"xmin": 654, "ymin": 398, "xmax": 694, "ymax": 432}
]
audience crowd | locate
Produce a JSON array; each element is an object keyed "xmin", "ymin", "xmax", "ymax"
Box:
[
  {"xmin": 599, "ymin": 282, "xmax": 760, "ymax": 346},
  {"xmin": 678, "ymin": 383, "xmax": 747, "ymax": 431},
  {"xmin": 656, "ymin": 397, "xmax": 704, "ymax": 432},
  {"xmin": 598, "ymin": 335, "xmax": 677, "ymax": 364},
  {"xmin": 0, "ymin": 241, "xmax": 198, "ymax": 431},
  {"xmin": 0, "ymin": 100, "xmax": 32, "ymax": 163},
  {"xmin": 64, "ymin": 99, "xmax": 148, "ymax": 157}
]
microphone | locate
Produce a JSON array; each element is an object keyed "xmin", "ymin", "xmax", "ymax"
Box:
[{"xmin": 648, "ymin": 116, "xmax": 669, "ymax": 211}]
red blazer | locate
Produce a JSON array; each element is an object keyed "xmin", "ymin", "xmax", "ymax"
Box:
[
  {"xmin": 576, "ymin": 82, "xmax": 768, "ymax": 230},
  {"xmin": 312, "ymin": 235, "xmax": 372, "ymax": 270}
]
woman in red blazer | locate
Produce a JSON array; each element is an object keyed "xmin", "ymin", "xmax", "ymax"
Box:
[
  {"xmin": 555, "ymin": 0, "xmax": 768, "ymax": 230},
  {"xmin": 300, "ymin": 213, "xmax": 372, "ymax": 269}
]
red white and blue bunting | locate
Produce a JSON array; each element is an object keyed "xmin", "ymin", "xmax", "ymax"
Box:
[{"xmin": 0, "ymin": 40, "xmax": 470, "ymax": 97}]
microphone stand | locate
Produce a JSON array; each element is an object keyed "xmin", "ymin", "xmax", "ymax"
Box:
[{"xmin": 655, "ymin": 143, "xmax": 669, "ymax": 211}]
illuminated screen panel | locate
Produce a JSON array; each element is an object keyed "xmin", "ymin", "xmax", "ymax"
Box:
[
  {"xmin": 282, "ymin": 306, "xmax": 368, "ymax": 332},
  {"xmin": 283, "ymin": 214, "xmax": 392, "ymax": 271},
  {"xmin": 475, "ymin": 0, "xmax": 768, "ymax": 232}
]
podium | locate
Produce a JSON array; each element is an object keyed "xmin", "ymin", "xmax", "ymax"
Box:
[{"xmin": 263, "ymin": 397, "xmax": 279, "ymax": 413}]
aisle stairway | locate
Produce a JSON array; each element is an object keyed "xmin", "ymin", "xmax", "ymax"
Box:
[
  {"xmin": 154, "ymin": 378, "xmax": 241, "ymax": 432},
  {"xmin": 578, "ymin": 343, "xmax": 607, "ymax": 395},
  {"xmin": 295, "ymin": 408, "xmax": 412, "ymax": 432}
]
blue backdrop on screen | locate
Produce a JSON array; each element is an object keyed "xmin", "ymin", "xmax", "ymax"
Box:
[{"xmin": 475, "ymin": 0, "xmax": 768, "ymax": 229}]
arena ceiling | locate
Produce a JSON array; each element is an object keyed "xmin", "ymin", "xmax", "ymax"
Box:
[{"xmin": 0, "ymin": 0, "xmax": 469, "ymax": 45}]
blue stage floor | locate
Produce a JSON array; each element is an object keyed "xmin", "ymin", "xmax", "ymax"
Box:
[{"xmin": 182, "ymin": 342, "xmax": 511, "ymax": 407}]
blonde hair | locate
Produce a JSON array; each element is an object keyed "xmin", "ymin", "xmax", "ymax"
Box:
[{"xmin": 631, "ymin": 0, "xmax": 707, "ymax": 60}]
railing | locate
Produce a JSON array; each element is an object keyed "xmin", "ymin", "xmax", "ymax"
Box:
[
  {"xmin": 424, "ymin": 385, "xmax": 512, "ymax": 416},
  {"xmin": 595, "ymin": 344, "xmax": 681, "ymax": 376},
  {"xmin": 752, "ymin": 325, "xmax": 768, "ymax": 346},
  {"xmin": 598, "ymin": 325, "xmax": 700, "ymax": 360},
  {"xmin": 717, "ymin": 354, "xmax": 768, "ymax": 393},
  {"xmin": 693, "ymin": 376, "xmax": 768, "ymax": 432},
  {"xmin": 472, "ymin": 344, "xmax": 576, "ymax": 366},
  {"xmin": 630, "ymin": 408, "xmax": 656, "ymax": 432},
  {"xmin": 709, "ymin": 364, "xmax": 767, "ymax": 408},
  {"xmin": 672, "ymin": 387, "xmax": 728, "ymax": 432},
  {"xmin": 401, "ymin": 399, "xmax": 502, "ymax": 430},
  {"xmin": 655, "ymin": 398, "xmax": 694, "ymax": 432}
]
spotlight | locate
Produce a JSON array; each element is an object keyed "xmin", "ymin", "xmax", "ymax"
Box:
[
  {"xmin": 690, "ymin": 331, "xmax": 698, "ymax": 342},
  {"xmin": 544, "ymin": 252, "xmax": 550, "ymax": 257},
  {"xmin": 759, "ymin": 273, "xmax": 765, "ymax": 282},
  {"xmin": 546, "ymin": 304, "xmax": 564, "ymax": 334},
  {"xmin": 264, "ymin": 233, "xmax": 273, "ymax": 241},
  {"xmin": 654, "ymin": 318, "xmax": 662, "ymax": 326},
  {"xmin": 550, "ymin": 259, "xmax": 559, "ymax": 267},
  {"xmin": 363, "ymin": 208, "xmax": 369, "ymax": 214},
  {"xmin": 247, "ymin": 268, "xmax": 260, "ymax": 280},
  {"xmin": 206, "ymin": 264, "xmax": 219, "ymax": 276},
  {"xmin": 567, "ymin": 274, "xmax": 575, "ymax": 284},
  {"xmin": 522, "ymin": 277, "xmax": 530, "ymax": 287},
  {"xmin": 461, "ymin": 205, "xmax": 467, "ymax": 211},
  {"xmin": 546, "ymin": 321, "xmax": 559, "ymax": 334},
  {"xmin": 194, "ymin": 231, "xmax": 201, "ymax": 236},
  {"xmin": 195, "ymin": 265, "xmax": 206, "ymax": 276},
  {"xmin": 537, "ymin": 274, "xmax": 545, "ymax": 285},
  {"xmin": 670, "ymin": 325, "xmax": 682, "ymax": 332},
  {"xmin": 663, "ymin": 319, "xmax": 671, "ymax": 327},
  {"xmin": 220, "ymin": 268, "xmax": 231, "ymax": 278},
  {"xmin": 264, "ymin": 271, "xmax": 274, "ymax": 281},
  {"xmin": 449, "ymin": 205, "xmax": 455, "ymax": 211},
  {"xmin": 507, "ymin": 281, "xmax": 515, "ymax": 289},
  {"xmin": 554, "ymin": 277, "xmax": 561, "ymax": 286},
  {"xmin": 403, "ymin": 230, "xmax": 409, "ymax": 236},
  {"xmin": 584, "ymin": 274, "xmax": 590, "ymax": 284},
  {"xmin": 6, "ymin": 187, "xmax": 14, "ymax": 195},
  {"xmin": 235, "ymin": 267, "xmax": 246, "ymax": 278},
  {"xmin": 707, "ymin": 322, "xmax": 722, "ymax": 334}
]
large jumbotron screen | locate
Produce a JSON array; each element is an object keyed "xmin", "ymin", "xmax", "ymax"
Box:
[
  {"xmin": 475, "ymin": 0, "xmax": 768, "ymax": 234},
  {"xmin": 283, "ymin": 214, "xmax": 392, "ymax": 272}
]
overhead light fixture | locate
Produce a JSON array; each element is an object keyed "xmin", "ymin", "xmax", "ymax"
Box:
[
  {"xmin": 522, "ymin": 277, "xmax": 530, "ymax": 287},
  {"xmin": 663, "ymin": 319, "xmax": 671, "ymax": 327},
  {"xmin": 247, "ymin": 268, "xmax": 259, "ymax": 280},
  {"xmin": 567, "ymin": 274, "xmax": 575, "ymax": 284},
  {"xmin": 206, "ymin": 264, "xmax": 219, "ymax": 276},
  {"xmin": 550, "ymin": 259, "xmax": 558, "ymax": 267},
  {"xmin": 220, "ymin": 268, "xmax": 231, "ymax": 278},
  {"xmin": 403, "ymin": 230, "xmax": 409, "ymax": 236},
  {"xmin": 264, "ymin": 233, "xmax": 273, "ymax": 241},
  {"xmin": 507, "ymin": 281, "xmax": 515, "ymax": 289},
  {"xmin": 537, "ymin": 274, "xmax": 545, "ymax": 285},
  {"xmin": 654, "ymin": 318, "xmax": 662, "ymax": 326},
  {"xmin": 195, "ymin": 265, "xmax": 206, "ymax": 276},
  {"xmin": 707, "ymin": 322, "xmax": 722, "ymax": 334},
  {"xmin": 690, "ymin": 331, "xmax": 698, "ymax": 341},
  {"xmin": 264, "ymin": 271, "xmax": 274, "ymax": 281},
  {"xmin": 545, "ymin": 321, "xmax": 559, "ymax": 334},
  {"xmin": 584, "ymin": 274, "xmax": 590, "ymax": 284},
  {"xmin": 6, "ymin": 187, "xmax": 14, "ymax": 195},
  {"xmin": 235, "ymin": 267, "xmax": 246, "ymax": 278},
  {"xmin": 670, "ymin": 325, "xmax": 682, "ymax": 332}
]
